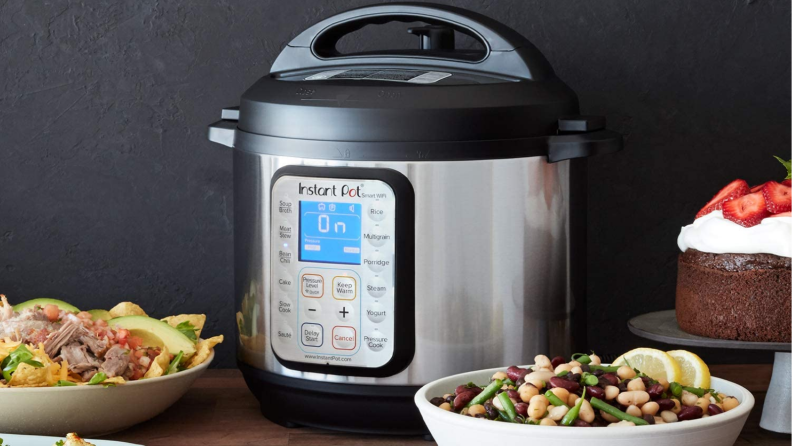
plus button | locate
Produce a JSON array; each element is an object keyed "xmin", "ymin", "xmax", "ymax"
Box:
[{"xmin": 339, "ymin": 307, "xmax": 349, "ymax": 318}]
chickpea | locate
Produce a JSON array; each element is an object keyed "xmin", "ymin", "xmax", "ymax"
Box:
[
  {"xmin": 604, "ymin": 385, "xmax": 620, "ymax": 400},
  {"xmin": 642, "ymin": 401, "xmax": 660, "ymax": 416},
  {"xmin": 722, "ymin": 396, "xmax": 739, "ymax": 412},
  {"xmin": 519, "ymin": 383, "xmax": 539, "ymax": 403},
  {"xmin": 439, "ymin": 402, "xmax": 452, "ymax": 411},
  {"xmin": 571, "ymin": 366, "xmax": 583, "ymax": 375},
  {"xmin": 550, "ymin": 387, "xmax": 570, "ymax": 402},
  {"xmin": 492, "ymin": 371, "xmax": 508, "ymax": 381},
  {"xmin": 492, "ymin": 394, "xmax": 506, "ymax": 411},
  {"xmin": 653, "ymin": 416, "xmax": 665, "ymax": 424},
  {"xmin": 627, "ymin": 378, "xmax": 646, "ymax": 392},
  {"xmin": 468, "ymin": 404, "xmax": 486, "ymax": 416},
  {"xmin": 568, "ymin": 360, "xmax": 581, "ymax": 367},
  {"xmin": 589, "ymin": 354, "xmax": 601, "ymax": 365},
  {"xmin": 695, "ymin": 397, "xmax": 709, "ymax": 413},
  {"xmin": 617, "ymin": 390, "xmax": 650, "ymax": 407},
  {"xmin": 540, "ymin": 418, "xmax": 557, "ymax": 426},
  {"xmin": 671, "ymin": 399, "xmax": 682, "ymax": 414},
  {"xmin": 579, "ymin": 399, "xmax": 595, "ymax": 423},
  {"xmin": 660, "ymin": 410, "xmax": 678, "ymax": 423},
  {"xmin": 681, "ymin": 390, "xmax": 699, "ymax": 407},
  {"xmin": 554, "ymin": 364, "xmax": 573, "ymax": 375},
  {"xmin": 617, "ymin": 365, "xmax": 636, "ymax": 380},
  {"xmin": 547, "ymin": 405, "xmax": 569, "ymax": 421},
  {"xmin": 657, "ymin": 378, "xmax": 670, "ymax": 391},
  {"xmin": 600, "ymin": 410, "xmax": 619, "ymax": 423},
  {"xmin": 626, "ymin": 405, "xmax": 642, "ymax": 417},
  {"xmin": 608, "ymin": 421, "xmax": 636, "ymax": 427},
  {"xmin": 534, "ymin": 355, "xmax": 552, "ymax": 370},
  {"xmin": 460, "ymin": 408, "xmax": 469, "ymax": 416},
  {"xmin": 528, "ymin": 395, "xmax": 549, "ymax": 419},
  {"xmin": 568, "ymin": 394, "xmax": 580, "ymax": 407},
  {"xmin": 528, "ymin": 378, "xmax": 546, "ymax": 390},
  {"xmin": 442, "ymin": 393, "xmax": 453, "ymax": 399}
]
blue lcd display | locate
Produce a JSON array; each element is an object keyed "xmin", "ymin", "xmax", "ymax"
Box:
[{"xmin": 299, "ymin": 201, "xmax": 362, "ymax": 265}]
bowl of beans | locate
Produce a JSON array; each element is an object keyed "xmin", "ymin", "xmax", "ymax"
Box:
[{"xmin": 415, "ymin": 355, "xmax": 754, "ymax": 446}]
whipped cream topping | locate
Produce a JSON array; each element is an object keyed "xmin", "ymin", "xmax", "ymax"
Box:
[{"xmin": 678, "ymin": 211, "xmax": 792, "ymax": 258}]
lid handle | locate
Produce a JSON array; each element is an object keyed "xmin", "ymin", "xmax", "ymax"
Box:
[{"xmin": 270, "ymin": 3, "xmax": 554, "ymax": 80}]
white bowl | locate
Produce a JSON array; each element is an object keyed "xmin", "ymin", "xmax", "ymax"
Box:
[
  {"xmin": 0, "ymin": 350, "xmax": 213, "ymax": 437},
  {"xmin": 415, "ymin": 364, "xmax": 755, "ymax": 446}
]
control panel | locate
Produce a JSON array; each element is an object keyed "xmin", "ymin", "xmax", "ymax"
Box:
[{"xmin": 269, "ymin": 167, "xmax": 412, "ymax": 374}]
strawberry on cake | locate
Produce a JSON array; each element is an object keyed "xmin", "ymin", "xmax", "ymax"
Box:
[{"xmin": 676, "ymin": 156, "xmax": 792, "ymax": 343}]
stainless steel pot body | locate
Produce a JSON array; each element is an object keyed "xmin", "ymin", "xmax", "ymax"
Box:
[{"xmin": 235, "ymin": 147, "xmax": 580, "ymax": 386}]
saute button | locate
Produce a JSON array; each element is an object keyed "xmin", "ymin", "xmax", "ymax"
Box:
[
  {"xmin": 364, "ymin": 330, "xmax": 388, "ymax": 352},
  {"xmin": 301, "ymin": 323, "xmax": 323, "ymax": 347},
  {"xmin": 366, "ymin": 303, "xmax": 386, "ymax": 323},
  {"xmin": 363, "ymin": 252, "xmax": 390, "ymax": 273},
  {"xmin": 366, "ymin": 277, "xmax": 387, "ymax": 298},
  {"xmin": 277, "ymin": 271, "xmax": 294, "ymax": 292},
  {"xmin": 367, "ymin": 203, "xmax": 386, "ymax": 222},
  {"xmin": 301, "ymin": 274, "xmax": 324, "ymax": 298},
  {"xmin": 275, "ymin": 323, "xmax": 293, "ymax": 343},
  {"xmin": 335, "ymin": 303, "xmax": 355, "ymax": 322},
  {"xmin": 332, "ymin": 276, "xmax": 357, "ymax": 300},
  {"xmin": 332, "ymin": 326, "xmax": 356, "ymax": 350},
  {"xmin": 303, "ymin": 299, "xmax": 322, "ymax": 320}
]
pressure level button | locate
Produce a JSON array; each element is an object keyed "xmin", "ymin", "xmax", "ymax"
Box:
[{"xmin": 367, "ymin": 203, "xmax": 386, "ymax": 222}]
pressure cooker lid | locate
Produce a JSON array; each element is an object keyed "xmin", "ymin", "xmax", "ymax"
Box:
[{"xmin": 238, "ymin": 3, "xmax": 580, "ymax": 143}]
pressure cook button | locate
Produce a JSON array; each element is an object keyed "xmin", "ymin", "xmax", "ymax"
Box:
[
  {"xmin": 364, "ymin": 226, "xmax": 389, "ymax": 247},
  {"xmin": 335, "ymin": 303, "xmax": 355, "ymax": 322},
  {"xmin": 301, "ymin": 323, "xmax": 323, "ymax": 347},
  {"xmin": 332, "ymin": 326, "xmax": 356, "ymax": 350},
  {"xmin": 367, "ymin": 203, "xmax": 386, "ymax": 222},
  {"xmin": 303, "ymin": 299, "xmax": 322, "ymax": 320},
  {"xmin": 364, "ymin": 330, "xmax": 388, "ymax": 352},
  {"xmin": 277, "ymin": 271, "xmax": 294, "ymax": 292},
  {"xmin": 366, "ymin": 303, "xmax": 387, "ymax": 323},
  {"xmin": 301, "ymin": 274, "xmax": 324, "ymax": 298},
  {"xmin": 363, "ymin": 252, "xmax": 390, "ymax": 273},
  {"xmin": 332, "ymin": 276, "xmax": 357, "ymax": 300},
  {"xmin": 277, "ymin": 220, "xmax": 294, "ymax": 241},
  {"xmin": 366, "ymin": 277, "xmax": 387, "ymax": 298}
]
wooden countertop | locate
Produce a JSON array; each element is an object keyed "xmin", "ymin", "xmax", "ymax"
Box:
[{"xmin": 107, "ymin": 365, "xmax": 788, "ymax": 446}]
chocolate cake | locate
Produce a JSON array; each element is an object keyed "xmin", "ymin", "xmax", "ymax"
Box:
[{"xmin": 676, "ymin": 249, "xmax": 791, "ymax": 343}]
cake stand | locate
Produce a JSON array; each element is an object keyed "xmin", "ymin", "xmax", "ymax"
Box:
[{"xmin": 629, "ymin": 310, "xmax": 791, "ymax": 434}]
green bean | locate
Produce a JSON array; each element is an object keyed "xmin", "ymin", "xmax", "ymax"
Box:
[
  {"xmin": 467, "ymin": 379, "xmax": 503, "ymax": 408},
  {"xmin": 583, "ymin": 374, "xmax": 599, "ymax": 386},
  {"xmin": 561, "ymin": 388, "xmax": 586, "ymax": 426},
  {"xmin": 498, "ymin": 392, "xmax": 517, "ymax": 422},
  {"xmin": 670, "ymin": 382, "xmax": 683, "ymax": 398},
  {"xmin": 572, "ymin": 353, "xmax": 592, "ymax": 365},
  {"xmin": 590, "ymin": 397, "xmax": 649, "ymax": 425},
  {"xmin": 587, "ymin": 365, "xmax": 620, "ymax": 373},
  {"xmin": 502, "ymin": 378, "xmax": 516, "ymax": 387},
  {"xmin": 544, "ymin": 390, "xmax": 569, "ymax": 408},
  {"xmin": 556, "ymin": 370, "xmax": 569, "ymax": 377}
]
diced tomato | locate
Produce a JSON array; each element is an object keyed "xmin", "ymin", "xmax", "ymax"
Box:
[
  {"xmin": 116, "ymin": 328, "xmax": 129, "ymax": 344},
  {"xmin": 95, "ymin": 319, "xmax": 108, "ymax": 328},
  {"xmin": 134, "ymin": 349, "xmax": 146, "ymax": 358},
  {"xmin": 43, "ymin": 304, "xmax": 60, "ymax": 322},
  {"xmin": 131, "ymin": 368, "xmax": 145, "ymax": 380},
  {"xmin": 127, "ymin": 336, "xmax": 144, "ymax": 350}
]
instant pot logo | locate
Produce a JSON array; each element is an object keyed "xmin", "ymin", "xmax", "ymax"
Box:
[{"xmin": 298, "ymin": 182, "xmax": 361, "ymax": 198}]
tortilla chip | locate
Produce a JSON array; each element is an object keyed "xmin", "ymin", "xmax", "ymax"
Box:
[
  {"xmin": 186, "ymin": 335, "xmax": 223, "ymax": 369},
  {"xmin": 8, "ymin": 362, "xmax": 52, "ymax": 387},
  {"xmin": 161, "ymin": 314, "xmax": 206, "ymax": 339},
  {"xmin": 108, "ymin": 302, "xmax": 147, "ymax": 318},
  {"xmin": 59, "ymin": 360, "xmax": 70, "ymax": 381},
  {"xmin": 144, "ymin": 346, "xmax": 171, "ymax": 379}
]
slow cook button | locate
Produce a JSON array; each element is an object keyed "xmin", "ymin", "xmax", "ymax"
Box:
[
  {"xmin": 332, "ymin": 326, "xmax": 356, "ymax": 350},
  {"xmin": 301, "ymin": 323, "xmax": 323, "ymax": 347},
  {"xmin": 366, "ymin": 303, "xmax": 386, "ymax": 323},
  {"xmin": 276, "ymin": 296, "xmax": 293, "ymax": 315},
  {"xmin": 363, "ymin": 252, "xmax": 390, "ymax": 273},
  {"xmin": 363, "ymin": 226, "xmax": 389, "ymax": 247},
  {"xmin": 277, "ymin": 270, "xmax": 294, "ymax": 292},
  {"xmin": 364, "ymin": 330, "xmax": 388, "ymax": 352},
  {"xmin": 366, "ymin": 277, "xmax": 387, "ymax": 298},
  {"xmin": 367, "ymin": 203, "xmax": 386, "ymax": 222}
]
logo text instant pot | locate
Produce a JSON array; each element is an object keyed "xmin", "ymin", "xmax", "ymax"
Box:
[{"xmin": 298, "ymin": 182, "xmax": 360, "ymax": 198}]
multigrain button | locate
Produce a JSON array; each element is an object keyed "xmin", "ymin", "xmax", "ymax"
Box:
[
  {"xmin": 301, "ymin": 323, "xmax": 323, "ymax": 347},
  {"xmin": 366, "ymin": 277, "xmax": 387, "ymax": 298},
  {"xmin": 332, "ymin": 326, "xmax": 356, "ymax": 350},
  {"xmin": 364, "ymin": 330, "xmax": 388, "ymax": 352},
  {"xmin": 303, "ymin": 299, "xmax": 322, "ymax": 320},
  {"xmin": 301, "ymin": 274, "xmax": 324, "ymax": 298},
  {"xmin": 363, "ymin": 226, "xmax": 389, "ymax": 247},
  {"xmin": 366, "ymin": 303, "xmax": 386, "ymax": 323},
  {"xmin": 363, "ymin": 252, "xmax": 390, "ymax": 273},
  {"xmin": 277, "ymin": 270, "xmax": 294, "ymax": 292},
  {"xmin": 367, "ymin": 202, "xmax": 386, "ymax": 222},
  {"xmin": 332, "ymin": 276, "xmax": 357, "ymax": 300}
]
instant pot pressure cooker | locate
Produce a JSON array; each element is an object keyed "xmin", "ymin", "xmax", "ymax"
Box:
[{"xmin": 208, "ymin": 3, "xmax": 622, "ymax": 435}]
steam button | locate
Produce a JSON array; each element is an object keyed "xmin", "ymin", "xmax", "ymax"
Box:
[{"xmin": 366, "ymin": 277, "xmax": 387, "ymax": 298}]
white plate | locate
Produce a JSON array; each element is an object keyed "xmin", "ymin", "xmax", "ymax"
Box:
[
  {"xmin": 0, "ymin": 351, "xmax": 213, "ymax": 437},
  {"xmin": 415, "ymin": 364, "xmax": 755, "ymax": 446},
  {"xmin": 0, "ymin": 434, "xmax": 139, "ymax": 445}
]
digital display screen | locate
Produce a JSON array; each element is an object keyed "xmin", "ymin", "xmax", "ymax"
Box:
[{"xmin": 299, "ymin": 201, "xmax": 362, "ymax": 265}]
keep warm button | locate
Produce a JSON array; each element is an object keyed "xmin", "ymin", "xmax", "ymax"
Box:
[
  {"xmin": 332, "ymin": 326, "xmax": 356, "ymax": 350},
  {"xmin": 332, "ymin": 276, "xmax": 357, "ymax": 300}
]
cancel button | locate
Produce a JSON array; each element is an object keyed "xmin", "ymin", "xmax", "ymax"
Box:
[{"xmin": 364, "ymin": 331, "xmax": 389, "ymax": 352}]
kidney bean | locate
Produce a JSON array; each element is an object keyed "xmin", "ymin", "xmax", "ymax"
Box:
[
  {"xmin": 601, "ymin": 373, "xmax": 619, "ymax": 386},
  {"xmin": 640, "ymin": 376, "xmax": 652, "ymax": 386},
  {"xmin": 593, "ymin": 369, "xmax": 604, "ymax": 377},
  {"xmin": 549, "ymin": 376, "xmax": 580, "ymax": 392},
  {"xmin": 656, "ymin": 399, "xmax": 675, "ymax": 411},
  {"xmin": 484, "ymin": 402, "xmax": 498, "ymax": 419},
  {"xmin": 453, "ymin": 391, "xmax": 476, "ymax": 410},
  {"xmin": 507, "ymin": 366, "xmax": 527, "ymax": 382},
  {"xmin": 643, "ymin": 414, "xmax": 655, "ymax": 425},
  {"xmin": 514, "ymin": 402, "xmax": 529, "ymax": 417},
  {"xmin": 677, "ymin": 406, "xmax": 703, "ymax": 421},
  {"xmin": 429, "ymin": 397, "xmax": 444, "ymax": 406},
  {"xmin": 456, "ymin": 384, "xmax": 473, "ymax": 395},
  {"xmin": 708, "ymin": 404, "xmax": 724, "ymax": 415},
  {"xmin": 573, "ymin": 419, "xmax": 592, "ymax": 427},
  {"xmin": 580, "ymin": 364, "xmax": 591, "ymax": 373},
  {"xmin": 507, "ymin": 390, "xmax": 520, "ymax": 401},
  {"xmin": 586, "ymin": 386, "xmax": 605, "ymax": 400},
  {"xmin": 515, "ymin": 378, "xmax": 525, "ymax": 387},
  {"xmin": 647, "ymin": 383, "xmax": 665, "ymax": 400},
  {"xmin": 551, "ymin": 356, "xmax": 566, "ymax": 369},
  {"xmin": 445, "ymin": 395, "xmax": 455, "ymax": 404},
  {"xmin": 568, "ymin": 373, "xmax": 582, "ymax": 383}
]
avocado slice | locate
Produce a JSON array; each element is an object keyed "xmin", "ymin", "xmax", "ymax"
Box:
[
  {"xmin": 109, "ymin": 315, "xmax": 196, "ymax": 360},
  {"xmin": 87, "ymin": 309, "xmax": 111, "ymax": 321},
  {"xmin": 12, "ymin": 298, "xmax": 79, "ymax": 313}
]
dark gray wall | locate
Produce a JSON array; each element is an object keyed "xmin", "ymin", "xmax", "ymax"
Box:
[{"xmin": 0, "ymin": 0, "xmax": 788, "ymax": 368}]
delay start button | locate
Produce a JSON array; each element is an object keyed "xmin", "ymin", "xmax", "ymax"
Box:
[{"xmin": 301, "ymin": 323, "xmax": 323, "ymax": 347}]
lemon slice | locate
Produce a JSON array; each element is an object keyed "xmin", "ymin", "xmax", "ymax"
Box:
[
  {"xmin": 667, "ymin": 350, "xmax": 711, "ymax": 388},
  {"xmin": 612, "ymin": 348, "xmax": 681, "ymax": 383}
]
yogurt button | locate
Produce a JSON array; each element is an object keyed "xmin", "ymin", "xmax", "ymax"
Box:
[
  {"xmin": 366, "ymin": 277, "xmax": 387, "ymax": 298},
  {"xmin": 366, "ymin": 303, "xmax": 387, "ymax": 323},
  {"xmin": 367, "ymin": 203, "xmax": 386, "ymax": 222}
]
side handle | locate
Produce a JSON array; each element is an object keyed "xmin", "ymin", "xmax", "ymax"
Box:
[
  {"xmin": 547, "ymin": 116, "xmax": 623, "ymax": 163},
  {"xmin": 207, "ymin": 107, "xmax": 239, "ymax": 148}
]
